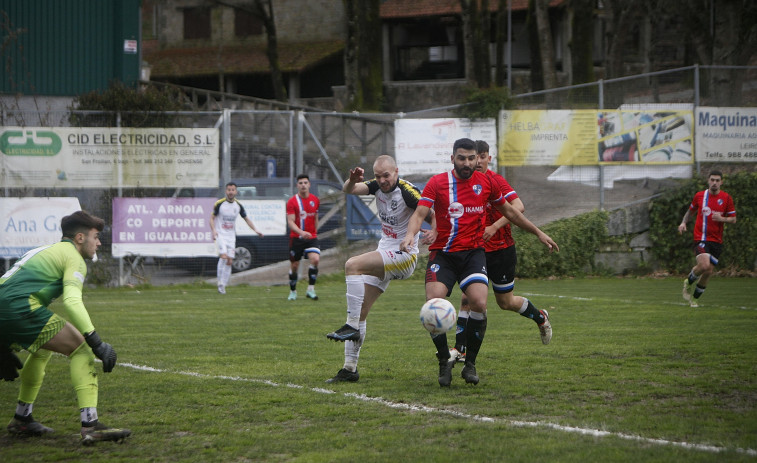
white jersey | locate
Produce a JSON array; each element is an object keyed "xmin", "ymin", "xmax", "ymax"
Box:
[
  {"xmin": 365, "ymin": 178, "xmax": 422, "ymax": 254},
  {"xmin": 212, "ymin": 198, "xmax": 246, "ymax": 240}
]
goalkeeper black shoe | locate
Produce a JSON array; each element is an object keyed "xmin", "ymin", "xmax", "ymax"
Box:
[
  {"xmin": 7, "ymin": 416, "xmax": 54, "ymax": 436},
  {"xmin": 437, "ymin": 352, "xmax": 455, "ymax": 387},
  {"xmin": 325, "ymin": 368, "xmax": 359, "ymax": 383},
  {"xmin": 81, "ymin": 422, "xmax": 131, "ymax": 445},
  {"xmin": 326, "ymin": 324, "xmax": 360, "ymax": 342},
  {"xmin": 461, "ymin": 361, "xmax": 479, "ymax": 385}
]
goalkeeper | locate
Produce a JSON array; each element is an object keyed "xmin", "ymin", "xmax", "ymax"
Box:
[{"xmin": 0, "ymin": 210, "xmax": 130, "ymax": 444}]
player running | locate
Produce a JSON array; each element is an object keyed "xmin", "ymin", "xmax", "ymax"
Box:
[{"xmin": 400, "ymin": 138, "xmax": 558, "ymax": 387}]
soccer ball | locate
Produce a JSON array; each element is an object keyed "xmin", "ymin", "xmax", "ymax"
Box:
[{"xmin": 419, "ymin": 298, "xmax": 457, "ymax": 335}]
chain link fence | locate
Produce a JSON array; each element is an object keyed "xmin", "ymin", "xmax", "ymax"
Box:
[{"xmin": 2, "ymin": 66, "xmax": 755, "ymax": 284}]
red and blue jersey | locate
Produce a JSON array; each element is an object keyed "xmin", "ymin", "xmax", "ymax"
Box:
[
  {"xmin": 483, "ymin": 169, "xmax": 519, "ymax": 252},
  {"xmin": 689, "ymin": 189, "xmax": 735, "ymax": 244},
  {"xmin": 287, "ymin": 193, "xmax": 319, "ymax": 239},
  {"xmin": 419, "ymin": 169, "xmax": 503, "ymax": 252}
]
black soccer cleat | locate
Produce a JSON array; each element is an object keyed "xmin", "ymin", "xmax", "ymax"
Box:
[
  {"xmin": 7, "ymin": 416, "xmax": 54, "ymax": 437},
  {"xmin": 326, "ymin": 324, "xmax": 360, "ymax": 342},
  {"xmin": 81, "ymin": 422, "xmax": 131, "ymax": 445},
  {"xmin": 437, "ymin": 352, "xmax": 455, "ymax": 387},
  {"xmin": 461, "ymin": 361, "xmax": 479, "ymax": 385},
  {"xmin": 325, "ymin": 368, "xmax": 359, "ymax": 383}
]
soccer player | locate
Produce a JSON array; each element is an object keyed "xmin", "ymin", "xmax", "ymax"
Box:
[
  {"xmin": 0, "ymin": 211, "xmax": 130, "ymax": 444},
  {"xmin": 286, "ymin": 174, "xmax": 321, "ymax": 301},
  {"xmin": 210, "ymin": 182, "xmax": 264, "ymax": 294},
  {"xmin": 677, "ymin": 170, "xmax": 736, "ymax": 307},
  {"xmin": 324, "ymin": 155, "xmax": 434, "ymax": 383},
  {"xmin": 452, "ymin": 141, "xmax": 552, "ymax": 365},
  {"xmin": 400, "ymin": 138, "xmax": 558, "ymax": 387}
]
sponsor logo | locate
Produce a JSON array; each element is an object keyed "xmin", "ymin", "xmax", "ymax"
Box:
[
  {"xmin": 449, "ymin": 202, "xmax": 464, "ymax": 218},
  {"xmin": 703, "ymin": 206, "xmax": 711, "ymax": 216},
  {"xmin": 0, "ymin": 129, "xmax": 62, "ymax": 156}
]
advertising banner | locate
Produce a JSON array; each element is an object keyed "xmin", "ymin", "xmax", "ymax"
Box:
[
  {"xmin": 498, "ymin": 109, "xmax": 694, "ymax": 166},
  {"xmin": 0, "ymin": 127, "xmax": 219, "ymax": 188},
  {"xmin": 695, "ymin": 107, "xmax": 757, "ymax": 162},
  {"xmin": 112, "ymin": 198, "xmax": 288, "ymax": 257},
  {"xmin": 395, "ymin": 118, "xmax": 497, "ymax": 175},
  {"xmin": 0, "ymin": 197, "xmax": 81, "ymax": 258}
]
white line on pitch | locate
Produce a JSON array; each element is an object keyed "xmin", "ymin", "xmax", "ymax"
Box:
[{"xmin": 121, "ymin": 362, "xmax": 756, "ymax": 457}]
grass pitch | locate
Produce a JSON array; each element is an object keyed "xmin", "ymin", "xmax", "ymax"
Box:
[{"xmin": 1, "ymin": 276, "xmax": 756, "ymax": 462}]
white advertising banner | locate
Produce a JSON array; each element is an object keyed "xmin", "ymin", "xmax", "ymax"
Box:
[
  {"xmin": 0, "ymin": 197, "xmax": 81, "ymax": 258},
  {"xmin": 0, "ymin": 127, "xmax": 219, "ymax": 188},
  {"xmin": 695, "ymin": 107, "xmax": 757, "ymax": 162},
  {"xmin": 394, "ymin": 118, "xmax": 497, "ymax": 175},
  {"xmin": 235, "ymin": 200, "xmax": 287, "ymax": 236}
]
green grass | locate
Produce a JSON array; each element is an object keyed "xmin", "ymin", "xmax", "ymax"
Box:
[{"xmin": 1, "ymin": 277, "xmax": 756, "ymax": 462}]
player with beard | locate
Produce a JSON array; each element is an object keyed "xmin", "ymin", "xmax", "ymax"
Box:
[
  {"xmin": 452, "ymin": 141, "xmax": 552, "ymax": 366},
  {"xmin": 400, "ymin": 138, "xmax": 558, "ymax": 387}
]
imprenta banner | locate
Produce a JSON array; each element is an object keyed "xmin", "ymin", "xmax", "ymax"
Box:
[
  {"xmin": 0, "ymin": 197, "xmax": 81, "ymax": 258},
  {"xmin": 498, "ymin": 109, "xmax": 694, "ymax": 165},
  {"xmin": 695, "ymin": 107, "xmax": 757, "ymax": 162},
  {"xmin": 0, "ymin": 127, "xmax": 219, "ymax": 188},
  {"xmin": 395, "ymin": 118, "xmax": 497, "ymax": 175}
]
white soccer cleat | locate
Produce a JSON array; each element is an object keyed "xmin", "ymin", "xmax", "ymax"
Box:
[
  {"xmin": 217, "ymin": 285, "xmax": 226, "ymax": 295},
  {"xmin": 682, "ymin": 279, "xmax": 692, "ymax": 302},
  {"xmin": 539, "ymin": 310, "xmax": 552, "ymax": 345}
]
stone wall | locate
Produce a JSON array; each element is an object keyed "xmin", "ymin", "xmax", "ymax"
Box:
[{"xmin": 595, "ymin": 202, "xmax": 658, "ymax": 274}]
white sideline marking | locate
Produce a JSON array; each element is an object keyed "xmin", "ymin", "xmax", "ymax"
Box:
[{"xmin": 122, "ymin": 362, "xmax": 756, "ymax": 457}]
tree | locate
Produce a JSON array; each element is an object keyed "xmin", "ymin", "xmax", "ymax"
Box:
[
  {"xmin": 568, "ymin": 0, "xmax": 595, "ymax": 85},
  {"xmin": 213, "ymin": 0, "xmax": 287, "ymax": 101},
  {"xmin": 533, "ymin": 0, "xmax": 557, "ymax": 91},
  {"xmin": 343, "ymin": 0, "xmax": 382, "ymax": 111},
  {"xmin": 459, "ymin": 0, "xmax": 492, "ymax": 88}
]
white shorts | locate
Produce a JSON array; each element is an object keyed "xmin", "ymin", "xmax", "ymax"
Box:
[
  {"xmin": 364, "ymin": 249, "xmax": 418, "ymax": 292},
  {"xmin": 216, "ymin": 235, "xmax": 236, "ymax": 258}
]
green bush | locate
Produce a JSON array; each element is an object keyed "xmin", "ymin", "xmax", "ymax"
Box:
[
  {"xmin": 649, "ymin": 171, "xmax": 757, "ymax": 273},
  {"xmin": 513, "ymin": 210, "xmax": 609, "ymax": 278}
]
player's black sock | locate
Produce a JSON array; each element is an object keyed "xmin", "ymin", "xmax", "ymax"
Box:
[
  {"xmin": 308, "ymin": 266, "xmax": 318, "ymax": 285},
  {"xmin": 687, "ymin": 271, "xmax": 699, "ymax": 285},
  {"xmin": 521, "ymin": 299, "xmax": 545, "ymax": 325},
  {"xmin": 432, "ymin": 333, "xmax": 450, "ymax": 361},
  {"xmin": 289, "ymin": 271, "xmax": 297, "ymax": 291},
  {"xmin": 693, "ymin": 284, "xmax": 706, "ymax": 299},
  {"xmin": 464, "ymin": 317, "xmax": 487, "ymax": 365},
  {"xmin": 455, "ymin": 316, "xmax": 468, "ymax": 352}
]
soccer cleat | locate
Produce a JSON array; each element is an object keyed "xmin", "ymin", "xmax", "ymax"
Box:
[
  {"xmin": 325, "ymin": 368, "xmax": 359, "ymax": 383},
  {"xmin": 326, "ymin": 324, "xmax": 360, "ymax": 342},
  {"xmin": 217, "ymin": 285, "xmax": 226, "ymax": 295},
  {"xmin": 682, "ymin": 279, "xmax": 692, "ymax": 302},
  {"xmin": 437, "ymin": 352, "xmax": 455, "ymax": 387},
  {"xmin": 449, "ymin": 347, "xmax": 466, "ymax": 364},
  {"xmin": 690, "ymin": 299, "xmax": 699, "ymax": 308},
  {"xmin": 306, "ymin": 290, "xmax": 318, "ymax": 300},
  {"xmin": 80, "ymin": 422, "xmax": 131, "ymax": 445},
  {"xmin": 7, "ymin": 416, "xmax": 54, "ymax": 437},
  {"xmin": 461, "ymin": 361, "xmax": 479, "ymax": 385},
  {"xmin": 287, "ymin": 291, "xmax": 297, "ymax": 301},
  {"xmin": 539, "ymin": 309, "xmax": 552, "ymax": 345}
]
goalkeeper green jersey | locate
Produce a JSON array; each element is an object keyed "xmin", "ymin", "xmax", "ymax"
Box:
[{"xmin": 0, "ymin": 239, "xmax": 95, "ymax": 339}]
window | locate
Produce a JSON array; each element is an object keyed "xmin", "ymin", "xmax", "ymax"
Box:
[
  {"xmin": 235, "ymin": 9, "xmax": 263, "ymax": 37},
  {"xmin": 183, "ymin": 7, "xmax": 210, "ymax": 40}
]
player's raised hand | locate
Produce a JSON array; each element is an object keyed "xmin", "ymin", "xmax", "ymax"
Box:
[{"xmin": 349, "ymin": 167, "xmax": 365, "ymax": 183}]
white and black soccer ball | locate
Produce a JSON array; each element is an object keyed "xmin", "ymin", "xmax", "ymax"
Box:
[{"xmin": 419, "ymin": 298, "xmax": 457, "ymax": 335}]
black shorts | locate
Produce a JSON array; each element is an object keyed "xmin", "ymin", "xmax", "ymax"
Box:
[
  {"xmin": 289, "ymin": 237, "xmax": 320, "ymax": 262},
  {"xmin": 425, "ymin": 248, "xmax": 488, "ymax": 297},
  {"xmin": 694, "ymin": 241, "xmax": 723, "ymax": 265},
  {"xmin": 486, "ymin": 246, "xmax": 517, "ymax": 294}
]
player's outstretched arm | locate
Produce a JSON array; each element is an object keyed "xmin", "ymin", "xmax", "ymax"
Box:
[
  {"xmin": 495, "ymin": 201, "xmax": 559, "ymax": 253},
  {"xmin": 400, "ymin": 205, "xmax": 429, "ymax": 252}
]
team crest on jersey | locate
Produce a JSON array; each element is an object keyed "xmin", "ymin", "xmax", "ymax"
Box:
[
  {"xmin": 448, "ymin": 202, "xmax": 464, "ymax": 218},
  {"xmin": 429, "ymin": 264, "xmax": 440, "ymax": 273},
  {"xmin": 309, "ymin": 200, "xmax": 315, "ymax": 207},
  {"xmin": 391, "ymin": 199, "xmax": 399, "ymax": 210},
  {"xmin": 472, "ymin": 184, "xmax": 482, "ymax": 195},
  {"xmin": 717, "ymin": 198, "xmax": 723, "ymax": 205}
]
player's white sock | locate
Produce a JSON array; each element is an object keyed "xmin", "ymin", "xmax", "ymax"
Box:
[
  {"xmin": 345, "ymin": 275, "xmax": 364, "ymax": 329},
  {"xmin": 518, "ymin": 298, "xmax": 529, "ymax": 314},
  {"xmin": 344, "ymin": 320, "xmax": 367, "ymax": 371},
  {"xmin": 217, "ymin": 258, "xmax": 225, "ymax": 285},
  {"xmin": 223, "ymin": 262, "xmax": 233, "ymax": 286}
]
